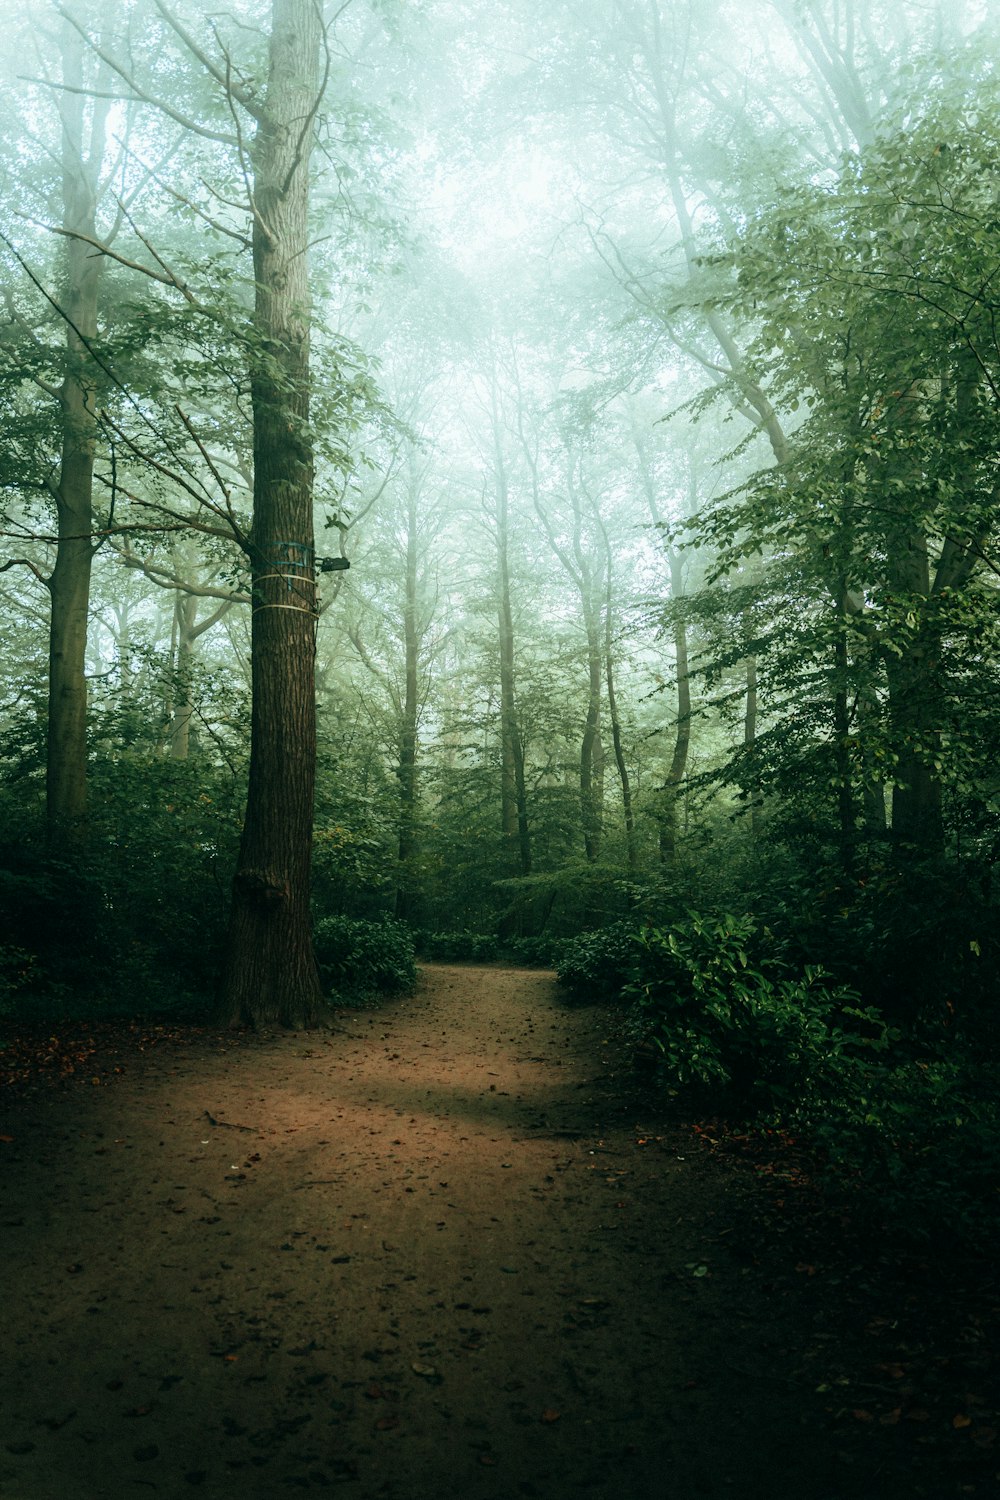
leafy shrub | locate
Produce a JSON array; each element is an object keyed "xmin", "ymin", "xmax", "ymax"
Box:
[
  {"xmin": 627, "ymin": 911, "xmax": 881, "ymax": 1108},
  {"xmin": 0, "ymin": 945, "xmax": 37, "ymax": 1018},
  {"xmin": 807, "ymin": 1054, "xmax": 1000, "ymax": 1250},
  {"xmin": 500, "ymin": 934, "xmax": 562, "ymax": 967},
  {"xmin": 314, "ymin": 916, "xmax": 416, "ymax": 1001},
  {"xmin": 415, "ymin": 930, "xmax": 499, "ymax": 962},
  {"xmin": 555, "ymin": 919, "xmax": 642, "ymax": 999}
]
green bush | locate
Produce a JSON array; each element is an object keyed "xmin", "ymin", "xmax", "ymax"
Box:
[
  {"xmin": 807, "ymin": 1054, "xmax": 1000, "ymax": 1250},
  {"xmin": 0, "ymin": 945, "xmax": 37, "ymax": 1018},
  {"xmin": 415, "ymin": 930, "xmax": 499, "ymax": 962},
  {"xmin": 626, "ymin": 911, "xmax": 881, "ymax": 1107},
  {"xmin": 555, "ymin": 919, "xmax": 641, "ymax": 998},
  {"xmin": 500, "ymin": 934, "xmax": 561, "ymax": 967},
  {"xmin": 314, "ymin": 916, "xmax": 417, "ymax": 1001}
]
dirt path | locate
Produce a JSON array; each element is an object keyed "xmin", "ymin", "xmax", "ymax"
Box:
[{"xmin": 0, "ymin": 965, "xmax": 984, "ymax": 1499}]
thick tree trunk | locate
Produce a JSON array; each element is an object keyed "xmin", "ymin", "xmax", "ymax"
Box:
[
  {"xmin": 219, "ymin": 0, "xmax": 323, "ymax": 1027},
  {"xmin": 46, "ymin": 22, "xmax": 104, "ymax": 844}
]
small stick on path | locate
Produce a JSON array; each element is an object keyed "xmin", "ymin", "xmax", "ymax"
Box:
[{"xmin": 204, "ymin": 1110, "xmax": 255, "ymax": 1132}]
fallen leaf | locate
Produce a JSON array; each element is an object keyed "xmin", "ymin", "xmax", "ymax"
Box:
[
  {"xmin": 953, "ymin": 1414, "xmax": 973, "ymax": 1429},
  {"xmin": 0, "ymin": 1135, "xmax": 14, "ymax": 1143},
  {"xmin": 411, "ymin": 1362, "xmax": 437, "ymax": 1378},
  {"xmin": 540, "ymin": 1409, "xmax": 561, "ymax": 1424}
]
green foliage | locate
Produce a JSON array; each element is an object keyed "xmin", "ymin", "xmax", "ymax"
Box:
[
  {"xmin": 628, "ymin": 911, "xmax": 876, "ymax": 1106},
  {"xmin": 500, "ymin": 934, "xmax": 562, "ymax": 966},
  {"xmin": 415, "ymin": 930, "xmax": 499, "ymax": 961},
  {"xmin": 806, "ymin": 1053, "xmax": 1000, "ymax": 1251},
  {"xmin": 0, "ymin": 945, "xmax": 37, "ymax": 1018},
  {"xmin": 313, "ymin": 915, "xmax": 416, "ymax": 1002},
  {"xmin": 555, "ymin": 919, "xmax": 641, "ymax": 998},
  {"xmin": 0, "ymin": 753, "xmax": 243, "ymax": 1018}
]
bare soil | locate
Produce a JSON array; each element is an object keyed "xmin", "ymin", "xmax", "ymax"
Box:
[{"xmin": 0, "ymin": 964, "xmax": 995, "ymax": 1499}]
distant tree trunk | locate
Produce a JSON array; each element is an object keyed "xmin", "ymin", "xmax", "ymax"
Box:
[
  {"xmin": 496, "ymin": 476, "xmax": 530, "ymax": 875},
  {"xmin": 580, "ymin": 591, "xmax": 604, "ymax": 863},
  {"xmin": 660, "ymin": 549, "xmax": 691, "ymax": 863},
  {"xmin": 219, "ymin": 0, "xmax": 323, "ymax": 1027},
  {"xmin": 832, "ymin": 597, "xmax": 856, "ymax": 875},
  {"xmin": 395, "ymin": 482, "xmax": 419, "ymax": 919},
  {"xmin": 881, "ymin": 386, "xmax": 945, "ymax": 861},
  {"xmin": 167, "ymin": 590, "xmax": 233, "ymax": 760},
  {"xmin": 600, "ymin": 537, "xmax": 636, "ymax": 873},
  {"xmin": 744, "ymin": 652, "xmax": 761, "ymax": 837},
  {"xmin": 46, "ymin": 21, "xmax": 106, "ymax": 845}
]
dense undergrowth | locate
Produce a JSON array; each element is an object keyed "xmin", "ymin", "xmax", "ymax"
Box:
[
  {"xmin": 1, "ymin": 778, "xmax": 996, "ymax": 1254},
  {"xmin": 554, "ymin": 904, "xmax": 1000, "ymax": 1254}
]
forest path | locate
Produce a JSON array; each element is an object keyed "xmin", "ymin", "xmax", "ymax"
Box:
[{"xmin": 0, "ymin": 964, "xmax": 945, "ymax": 1499}]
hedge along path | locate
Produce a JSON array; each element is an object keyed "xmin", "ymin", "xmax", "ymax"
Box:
[{"xmin": 0, "ymin": 964, "xmax": 931, "ymax": 1499}]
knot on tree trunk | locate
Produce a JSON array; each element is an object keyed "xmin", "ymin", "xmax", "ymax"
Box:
[{"xmin": 234, "ymin": 868, "xmax": 288, "ymax": 911}]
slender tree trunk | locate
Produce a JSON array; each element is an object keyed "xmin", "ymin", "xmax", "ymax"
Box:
[
  {"xmin": 395, "ymin": 485, "xmax": 419, "ymax": 919},
  {"xmin": 885, "ymin": 613, "xmax": 944, "ymax": 855},
  {"xmin": 219, "ymin": 0, "xmax": 323, "ymax": 1027},
  {"xmin": 744, "ymin": 652, "xmax": 762, "ymax": 838},
  {"xmin": 168, "ymin": 592, "xmax": 197, "ymax": 760},
  {"xmin": 660, "ymin": 549, "xmax": 691, "ymax": 863},
  {"xmin": 832, "ymin": 601, "xmax": 856, "ymax": 875},
  {"xmin": 496, "ymin": 481, "xmax": 530, "ymax": 875},
  {"xmin": 46, "ymin": 21, "xmax": 105, "ymax": 844},
  {"xmin": 882, "ymin": 387, "xmax": 945, "ymax": 860},
  {"xmin": 603, "ymin": 566, "xmax": 636, "ymax": 874},
  {"xmin": 580, "ymin": 599, "xmax": 604, "ymax": 862}
]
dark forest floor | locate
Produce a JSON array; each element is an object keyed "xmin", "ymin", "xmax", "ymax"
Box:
[{"xmin": 1, "ymin": 964, "xmax": 996, "ymax": 1499}]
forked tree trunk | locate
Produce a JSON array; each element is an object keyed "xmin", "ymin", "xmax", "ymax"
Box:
[{"xmin": 219, "ymin": 0, "xmax": 323, "ymax": 1027}]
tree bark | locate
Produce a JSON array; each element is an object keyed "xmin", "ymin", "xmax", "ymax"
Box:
[
  {"xmin": 46, "ymin": 20, "xmax": 106, "ymax": 844},
  {"xmin": 395, "ymin": 481, "xmax": 419, "ymax": 919},
  {"xmin": 660, "ymin": 548, "xmax": 692, "ymax": 863},
  {"xmin": 497, "ymin": 526, "xmax": 531, "ymax": 878},
  {"xmin": 219, "ymin": 0, "xmax": 323, "ymax": 1027},
  {"xmin": 604, "ymin": 568, "xmax": 636, "ymax": 874}
]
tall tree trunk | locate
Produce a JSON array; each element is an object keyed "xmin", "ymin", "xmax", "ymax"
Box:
[
  {"xmin": 832, "ymin": 600, "xmax": 856, "ymax": 875},
  {"xmin": 219, "ymin": 0, "xmax": 323, "ymax": 1027},
  {"xmin": 660, "ymin": 549, "xmax": 691, "ymax": 863},
  {"xmin": 580, "ymin": 598, "xmax": 604, "ymax": 863},
  {"xmin": 603, "ymin": 555, "xmax": 636, "ymax": 874},
  {"xmin": 395, "ymin": 483, "xmax": 419, "ymax": 919},
  {"xmin": 46, "ymin": 21, "xmax": 106, "ymax": 844},
  {"xmin": 168, "ymin": 592, "xmax": 198, "ymax": 760},
  {"xmin": 883, "ymin": 388, "xmax": 945, "ymax": 860},
  {"xmin": 744, "ymin": 652, "xmax": 762, "ymax": 838},
  {"xmin": 496, "ymin": 479, "xmax": 530, "ymax": 875}
]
